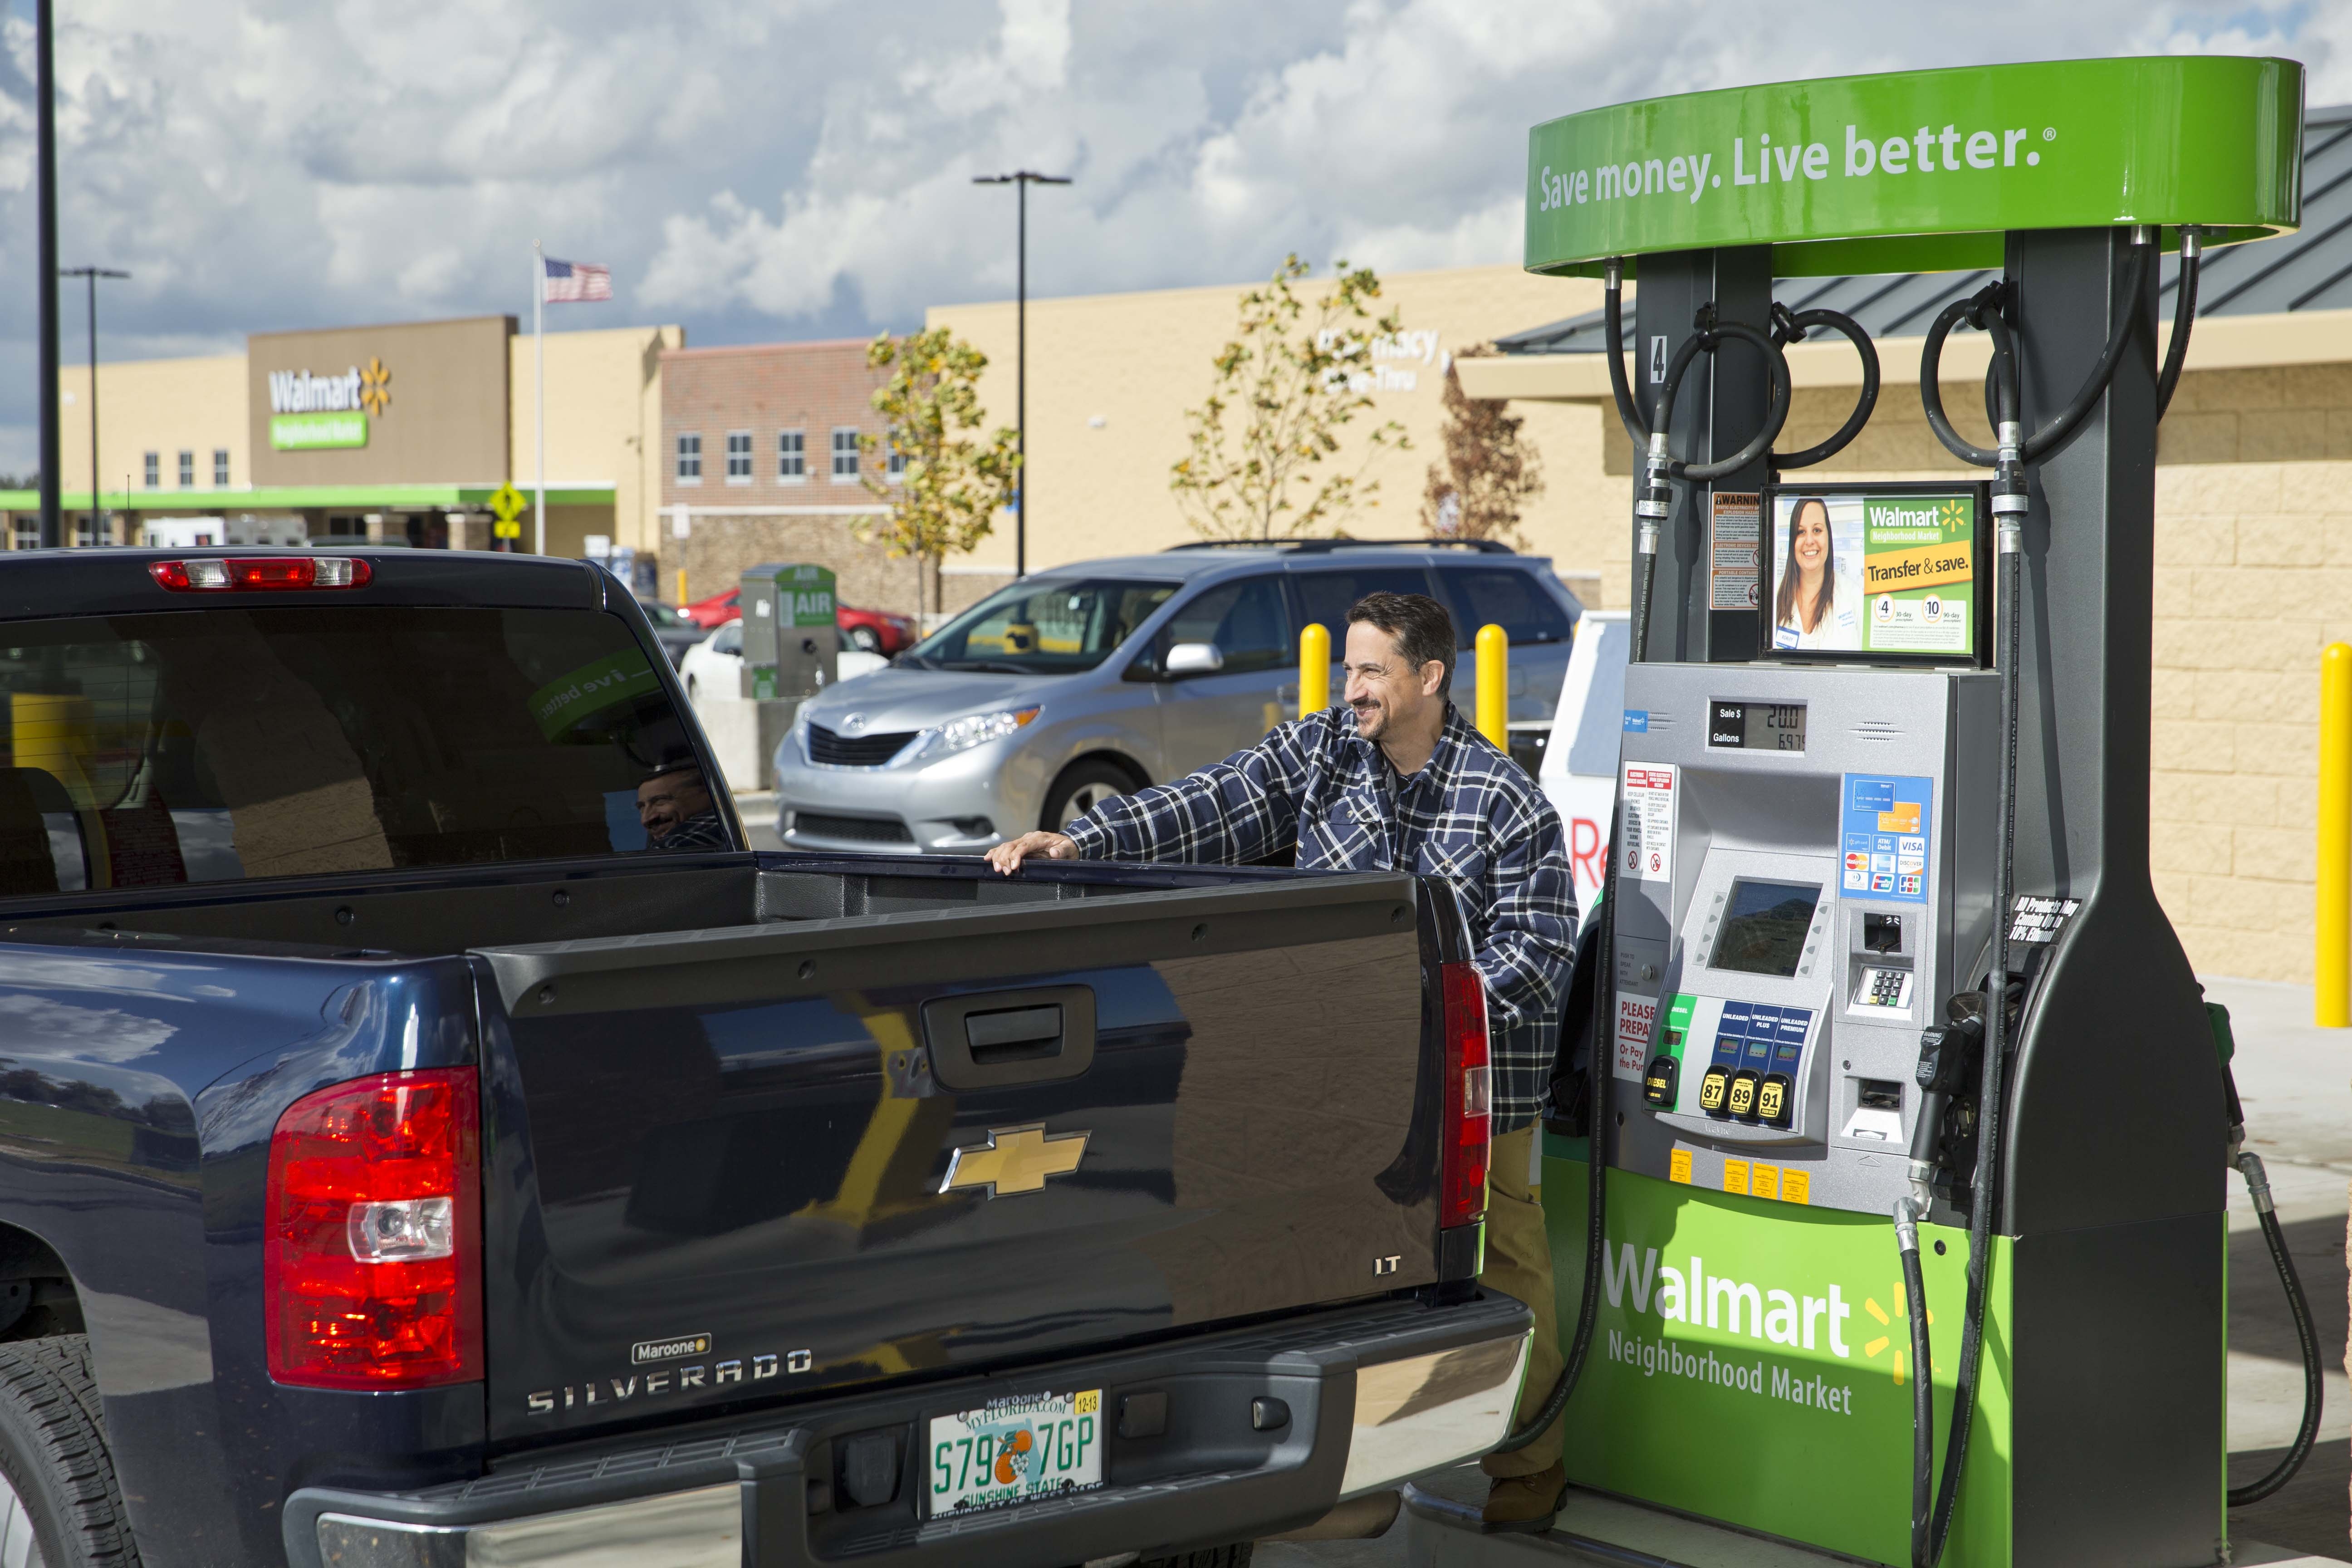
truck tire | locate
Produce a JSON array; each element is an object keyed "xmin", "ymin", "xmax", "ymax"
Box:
[
  {"xmin": 1137, "ymin": 1548, "xmax": 1251, "ymax": 1568},
  {"xmin": 1044, "ymin": 760, "xmax": 1136, "ymax": 831},
  {"xmin": 0, "ymin": 1337, "xmax": 140, "ymax": 1568}
]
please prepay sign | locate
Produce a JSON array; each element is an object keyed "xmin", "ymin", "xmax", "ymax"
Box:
[{"xmin": 1525, "ymin": 56, "xmax": 2302, "ymax": 278}]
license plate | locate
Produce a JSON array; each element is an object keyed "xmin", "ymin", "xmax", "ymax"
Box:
[{"xmin": 926, "ymin": 1387, "xmax": 1104, "ymax": 1516}]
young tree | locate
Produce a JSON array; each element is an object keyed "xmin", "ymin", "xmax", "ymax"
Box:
[
  {"xmin": 858, "ymin": 328, "xmax": 1021, "ymax": 615},
  {"xmin": 1421, "ymin": 348, "xmax": 1543, "ymax": 546},
  {"xmin": 1169, "ymin": 255, "xmax": 1408, "ymax": 541}
]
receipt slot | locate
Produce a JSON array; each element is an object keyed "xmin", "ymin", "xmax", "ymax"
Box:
[{"xmin": 1611, "ymin": 664, "xmax": 1998, "ymax": 1211}]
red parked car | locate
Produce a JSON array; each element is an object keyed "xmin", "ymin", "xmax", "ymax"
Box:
[{"xmin": 679, "ymin": 587, "xmax": 918, "ymax": 654}]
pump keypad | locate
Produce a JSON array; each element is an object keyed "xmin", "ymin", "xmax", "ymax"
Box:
[{"xmin": 1856, "ymin": 966, "xmax": 1912, "ymax": 1010}]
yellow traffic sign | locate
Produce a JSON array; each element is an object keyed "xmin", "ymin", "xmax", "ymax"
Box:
[
  {"xmin": 487, "ymin": 483, "xmax": 526, "ymax": 524},
  {"xmin": 493, "ymin": 519, "xmax": 522, "ymax": 540}
]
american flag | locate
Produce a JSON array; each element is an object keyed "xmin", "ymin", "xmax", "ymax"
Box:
[{"xmin": 541, "ymin": 256, "xmax": 612, "ymax": 303}]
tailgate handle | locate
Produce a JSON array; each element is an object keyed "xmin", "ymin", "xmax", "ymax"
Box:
[
  {"xmin": 923, "ymin": 986, "xmax": 1096, "ymax": 1090},
  {"xmin": 965, "ymin": 1005, "xmax": 1063, "ymax": 1062}
]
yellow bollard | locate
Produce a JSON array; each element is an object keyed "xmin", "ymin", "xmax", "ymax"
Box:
[
  {"xmin": 1299, "ymin": 623, "xmax": 1330, "ymax": 717},
  {"xmin": 1476, "ymin": 623, "xmax": 1508, "ymax": 750},
  {"xmin": 676, "ymin": 567, "xmax": 689, "ymax": 608},
  {"xmin": 2319, "ymin": 642, "xmax": 2352, "ymax": 1025}
]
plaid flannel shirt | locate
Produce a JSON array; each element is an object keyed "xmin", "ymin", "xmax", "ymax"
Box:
[{"xmin": 1060, "ymin": 703, "xmax": 1577, "ymax": 1132}]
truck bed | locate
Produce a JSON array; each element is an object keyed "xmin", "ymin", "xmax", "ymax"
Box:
[{"xmin": 0, "ymin": 851, "xmax": 1459, "ymax": 1453}]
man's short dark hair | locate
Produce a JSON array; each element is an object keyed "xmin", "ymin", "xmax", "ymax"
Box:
[{"xmin": 1348, "ymin": 592, "xmax": 1457, "ymax": 694}]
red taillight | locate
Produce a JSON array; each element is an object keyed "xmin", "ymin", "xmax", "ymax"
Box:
[
  {"xmin": 1440, "ymin": 960, "xmax": 1493, "ymax": 1229},
  {"xmin": 150, "ymin": 556, "xmax": 372, "ymax": 592},
  {"xmin": 265, "ymin": 1068, "xmax": 481, "ymax": 1390}
]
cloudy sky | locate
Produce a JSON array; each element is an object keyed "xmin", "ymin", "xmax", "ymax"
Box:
[{"xmin": 0, "ymin": 0, "xmax": 2343, "ymax": 473}]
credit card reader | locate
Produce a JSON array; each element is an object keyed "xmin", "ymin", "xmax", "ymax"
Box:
[{"xmin": 1611, "ymin": 664, "xmax": 1997, "ymax": 1214}]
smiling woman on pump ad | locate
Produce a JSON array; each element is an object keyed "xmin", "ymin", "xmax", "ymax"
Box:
[{"xmin": 1772, "ymin": 496, "xmax": 1861, "ymax": 652}]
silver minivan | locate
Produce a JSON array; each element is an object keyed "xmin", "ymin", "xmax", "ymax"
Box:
[{"xmin": 770, "ymin": 541, "xmax": 1582, "ymax": 854}]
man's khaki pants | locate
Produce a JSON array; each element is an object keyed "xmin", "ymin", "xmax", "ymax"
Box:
[{"xmin": 1479, "ymin": 1124, "xmax": 1563, "ymax": 1478}]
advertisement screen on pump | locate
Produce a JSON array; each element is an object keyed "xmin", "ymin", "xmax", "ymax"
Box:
[{"xmin": 1763, "ymin": 483, "xmax": 1986, "ymax": 664}]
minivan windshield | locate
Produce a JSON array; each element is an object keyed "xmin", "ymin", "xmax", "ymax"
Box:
[{"xmin": 903, "ymin": 578, "xmax": 1176, "ymax": 674}]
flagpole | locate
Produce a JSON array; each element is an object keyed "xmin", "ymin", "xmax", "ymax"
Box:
[{"xmin": 533, "ymin": 239, "xmax": 546, "ymax": 557}]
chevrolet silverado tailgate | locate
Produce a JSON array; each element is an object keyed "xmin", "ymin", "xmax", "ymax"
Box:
[{"xmin": 470, "ymin": 869, "xmax": 1446, "ymax": 1444}]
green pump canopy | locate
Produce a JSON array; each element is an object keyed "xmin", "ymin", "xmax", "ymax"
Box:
[{"xmin": 1524, "ymin": 55, "xmax": 2303, "ymax": 278}]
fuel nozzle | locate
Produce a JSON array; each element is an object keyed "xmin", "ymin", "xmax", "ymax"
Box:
[{"xmin": 1909, "ymin": 1003, "xmax": 1985, "ymax": 1206}]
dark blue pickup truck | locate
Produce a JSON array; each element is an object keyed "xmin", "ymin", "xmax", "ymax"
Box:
[{"xmin": 0, "ymin": 550, "xmax": 1529, "ymax": 1568}]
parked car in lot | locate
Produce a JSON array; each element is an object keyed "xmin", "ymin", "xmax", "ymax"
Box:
[
  {"xmin": 773, "ymin": 540, "xmax": 1582, "ymax": 855},
  {"xmin": 682, "ymin": 585, "xmax": 918, "ymax": 653},
  {"xmin": 634, "ymin": 596, "xmax": 706, "ymax": 666},
  {"xmin": 680, "ymin": 615, "xmax": 742, "ymax": 699},
  {"xmin": 0, "ymin": 547, "xmax": 1530, "ymax": 1567}
]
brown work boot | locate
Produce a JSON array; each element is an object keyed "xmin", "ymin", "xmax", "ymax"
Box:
[{"xmin": 1480, "ymin": 1461, "xmax": 1567, "ymax": 1533}]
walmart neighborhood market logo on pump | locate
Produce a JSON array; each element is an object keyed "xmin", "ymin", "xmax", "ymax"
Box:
[{"xmin": 1523, "ymin": 57, "xmax": 2302, "ymax": 280}]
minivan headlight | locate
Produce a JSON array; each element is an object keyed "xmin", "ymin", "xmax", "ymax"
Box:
[{"xmin": 903, "ymin": 705, "xmax": 1040, "ymax": 764}]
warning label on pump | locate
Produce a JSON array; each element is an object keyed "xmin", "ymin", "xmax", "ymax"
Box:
[
  {"xmin": 1621, "ymin": 763, "xmax": 1677, "ymax": 883},
  {"xmin": 1710, "ymin": 491, "xmax": 1761, "ymax": 610},
  {"xmin": 1615, "ymin": 994, "xmax": 1656, "ymax": 1080}
]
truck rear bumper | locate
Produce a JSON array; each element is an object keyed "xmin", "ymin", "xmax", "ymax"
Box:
[{"xmin": 282, "ymin": 1291, "xmax": 1531, "ymax": 1568}]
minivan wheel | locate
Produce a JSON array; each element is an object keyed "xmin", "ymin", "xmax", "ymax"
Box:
[
  {"xmin": 848, "ymin": 625, "xmax": 881, "ymax": 652},
  {"xmin": 0, "ymin": 1336, "xmax": 141, "ymax": 1568},
  {"xmin": 1044, "ymin": 761, "xmax": 1137, "ymax": 831}
]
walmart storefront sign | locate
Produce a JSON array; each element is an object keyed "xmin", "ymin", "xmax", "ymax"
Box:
[
  {"xmin": 271, "ymin": 412, "xmax": 368, "ymax": 450},
  {"xmin": 1526, "ymin": 55, "xmax": 2303, "ymax": 278}
]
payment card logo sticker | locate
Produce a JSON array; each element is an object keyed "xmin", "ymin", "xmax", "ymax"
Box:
[
  {"xmin": 1623, "ymin": 709, "xmax": 1649, "ymax": 733},
  {"xmin": 1838, "ymin": 774, "xmax": 1933, "ymax": 905}
]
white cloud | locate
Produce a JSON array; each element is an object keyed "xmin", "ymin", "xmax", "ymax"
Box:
[{"xmin": 0, "ymin": 0, "xmax": 2342, "ymax": 469}]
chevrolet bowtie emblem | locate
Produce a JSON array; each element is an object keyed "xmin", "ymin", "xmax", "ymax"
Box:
[{"xmin": 940, "ymin": 1124, "xmax": 1088, "ymax": 1198}]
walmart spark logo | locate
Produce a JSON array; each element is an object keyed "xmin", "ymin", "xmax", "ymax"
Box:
[
  {"xmin": 1861, "ymin": 1281, "xmax": 1933, "ymax": 1386},
  {"xmin": 1936, "ymin": 498, "xmax": 1968, "ymax": 529},
  {"xmin": 360, "ymin": 357, "xmax": 392, "ymax": 416}
]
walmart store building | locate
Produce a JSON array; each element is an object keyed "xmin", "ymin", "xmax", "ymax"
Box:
[{"xmin": 3, "ymin": 314, "xmax": 680, "ymax": 575}]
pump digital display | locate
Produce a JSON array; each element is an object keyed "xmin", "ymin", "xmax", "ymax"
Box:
[
  {"xmin": 1707, "ymin": 701, "xmax": 1806, "ymax": 751},
  {"xmin": 1709, "ymin": 879, "xmax": 1821, "ymax": 977}
]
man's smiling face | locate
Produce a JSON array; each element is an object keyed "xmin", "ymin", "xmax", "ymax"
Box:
[{"xmin": 637, "ymin": 769, "xmax": 712, "ymax": 841}]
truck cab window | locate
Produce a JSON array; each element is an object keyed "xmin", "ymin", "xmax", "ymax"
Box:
[{"xmin": 0, "ymin": 607, "xmax": 720, "ymax": 892}]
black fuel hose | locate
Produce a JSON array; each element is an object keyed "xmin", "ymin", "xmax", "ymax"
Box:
[
  {"xmin": 1898, "ymin": 1212, "xmax": 1933, "ymax": 1555},
  {"xmin": 2157, "ymin": 231, "xmax": 2204, "ymax": 421},
  {"xmin": 2224, "ymin": 1080, "xmax": 2323, "ymax": 1504},
  {"xmin": 1906, "ymin": 310, "xmax": 2024, "ymax": 1568},
  {"xmin": 1650, "ymin": 321, "xmax": 1794, "ymax": 482},
  {"xmin": 1922, "ymin": 235, "xmax": 2158, "ymax": 469},
  {"xmin": 1769, "ymin": 304, "xmax": 1880, "ymax": 470},
  {"xmin": 1605, "ymin": 259, "xmax": 1647, "ymax": 445}
]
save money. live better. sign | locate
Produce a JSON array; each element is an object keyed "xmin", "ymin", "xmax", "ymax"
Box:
[{"xmin": 1524, "ymin": 56, "xmax": 2303, "ymax": 279}]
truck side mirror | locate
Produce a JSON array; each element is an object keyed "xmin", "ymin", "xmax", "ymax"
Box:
[{"xmin": 1164, "ymin": 642, "xmax": 1225, "ymax": 677}]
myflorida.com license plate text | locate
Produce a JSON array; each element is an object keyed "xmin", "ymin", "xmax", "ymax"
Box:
[{"xmin": 927, "ymin": 1387, "xmax": 1104, "ymax": 1515}]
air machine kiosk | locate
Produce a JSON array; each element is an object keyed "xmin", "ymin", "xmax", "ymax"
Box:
[{"xmin": 1418, "ymin": 58, "xmax": 2313, "ymax": 1568}]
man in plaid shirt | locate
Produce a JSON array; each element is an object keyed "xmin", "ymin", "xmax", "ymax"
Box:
[{"xmin": 990, "ymin": 590, "xmax": 1578, "ymax": 1529}]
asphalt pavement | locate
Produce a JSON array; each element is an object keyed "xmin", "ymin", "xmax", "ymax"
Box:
[{"xmin": 1262, "ymin": 974, "xmax": 2352, "ymax": 1568}]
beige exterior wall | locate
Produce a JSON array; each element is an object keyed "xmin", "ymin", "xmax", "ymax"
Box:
[
  {"xmin": 925, "ymin": 264, "xmax": 1611, "ymax": 601},
  {"xmin": 507, "ymin": 324, "xmax": 682, "ymax": 563},
  {"xmin": 57, "ymin": 354, "xmax": 248, "ymax": 506}
]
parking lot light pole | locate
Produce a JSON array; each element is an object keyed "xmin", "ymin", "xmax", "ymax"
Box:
[
  {"xmin": 972, "ymin": 171, "xmax": 1069, "ymax": 580},
  {"xmin": 61, "ymin": 268, "xmax": 127, "ymax": 545},
  {"xmin": 35, "ymin": 0, "xmax": 60, "ymax": 547}
]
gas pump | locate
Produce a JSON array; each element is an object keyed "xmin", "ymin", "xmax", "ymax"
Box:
[{"xmin": 1460, "ymin": 56, "xmax": 2314, "ymax": 1568}]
